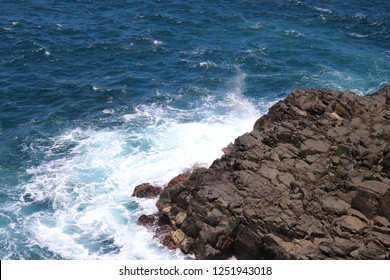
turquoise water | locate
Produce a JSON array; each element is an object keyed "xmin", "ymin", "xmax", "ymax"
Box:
[{"xmin": 0, "ymin": 0, "xmax": 389, "ymax": 259}]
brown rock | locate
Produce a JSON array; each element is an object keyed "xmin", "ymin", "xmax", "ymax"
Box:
[
  {"xmin": 132, "ymin": 183, "xmax": 161, "ymax": 198},
  {"xmin": 334, "ymin": 237, "xmax": 359, "ymax": 254},
  {"xmin": 159, "ymin": 234, "xmax": 178, "ymax": 251},
  {"xmin": 222, "ymin": 142, "xmax": 234, "ymax": 156},
  {"xmin": 379, "ymin": 189, "xmax": 390, "ymax": 221},
  {"xmin": 172, "ymin": 229, "xmax": 193, "ymax": 254},
  {"xmin": 301, "ymin": 139, "xmax": 331, "ymax": 154},
  {"xmin": 351, "ymin": 186, "xmax": 382, "ymax": 218},
  {"xmin": 154, "ymin": 86, "xmax": 390, "ymax": 260},
  {"xmin": 338, "ymin": 216, "xmax": 367, "ymax": 233},
  {"xmin": 166, "ymin": 171, "xmax": 191, "ymax": 189},
  {"xmin": 358, "ymin": 241, "xmax": 388, "ymax": 259},
  {"xmin": 322, "ymin": 196, "xmax": 350, "ymax": 215},
  {"xmin": 358, "ymin": 180, "xmax": 389, "ymax": 195},
  {"xmin": 374, "ymin": 216, "xmax": 390, "ymax": 228},
  {"xmin": 137, "ymin": 214, "xmax": 157, "ymax": 227}
]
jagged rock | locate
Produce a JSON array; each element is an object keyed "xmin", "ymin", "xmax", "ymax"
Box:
[
  {"xmin": 154, "ymin": 224, "xmax": 178, "ymax": 251},
  {"xmin": 172, "ymin": 229, "xmax": 193, "ymax": 254},
  {"xmin": 358, "ymin": 242, "xmax": 388, "ymax": 259},
  {"xmin": 222, "ymin": 142, "xmax": 234, "ymax": 156},
  {"xmin": 322, "ymin": 197, "xmax": 350, "ymax": 215},
  {"xmin": 234, "ymin": 224, "xmax": 272, "ymax": 259},
  {"xmin": 154, "ymin": 87, "xmax": 390, "ymax": 259},
  {"xmin": 167, "ymin": 171, "xmax": 192, "ymax": 189},
  {"xmin": 159, "ymin": 234, "xmax": 178, "ymax": 251},
  {"xmin": 132, "ymin": 183, "xmax": 161, "ymax": 198}
]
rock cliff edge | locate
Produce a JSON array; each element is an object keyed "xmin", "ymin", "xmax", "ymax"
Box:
[{"xmin": 155, "ymin": 87, "xmax": 390, "ymax": 259}]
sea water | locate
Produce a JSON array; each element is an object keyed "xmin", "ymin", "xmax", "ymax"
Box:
[{"xmin": 0, "ymin": 0, "xmax": 389, "ymax": 259}]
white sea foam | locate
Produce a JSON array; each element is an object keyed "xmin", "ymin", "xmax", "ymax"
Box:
[
  {"xmin": 152, "ymin": 40, "xmax": 162, "ymax": 46},
  {"xmin": 314, "ymin": 7, "xmax": 332, "ymax": 13},
  {"xmin": 348, "ymin": 33, "xmax": 369, "ymax": 38},
  {"xmin": 284, "ymin": 29, "xmax": 304, "ymax": 38},
  {"xmin": 246, "ymin": 22, "xmax": 263, "ymax": 29},
  {"xmin": 38, "ymin": 47, "xmax": 50, "ymax": 56},
  {"xmin": 198, "ymin": 60, "xmax": 218, "ymax": 69},
  {"xmin": 353, "ymin": 13, "xmax": 366, "ymax": 20},
  {"xmin": 18, "ymin": 72, "xmax": 268, "ymax": 259},
  {"xmin": 102, "ymin": 109, "xmax": 115, "ymax": 114}
]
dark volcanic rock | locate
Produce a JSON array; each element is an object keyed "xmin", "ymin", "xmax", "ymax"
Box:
[
  {"xmin": 132, "ymin": 183, "xmax": 161, "ymax": 198},
  {"xmin": 156, "ymin": 87, "xmax": 390, "ymax": 259}
]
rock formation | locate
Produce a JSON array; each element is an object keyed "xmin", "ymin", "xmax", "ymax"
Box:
[
  {"xmin": 155, "ymin": 87, "xmax": 390, "ymax": 259},
  {"xmin": 132, "ymin": 183, "xmax": 161, "ymax": 198}
]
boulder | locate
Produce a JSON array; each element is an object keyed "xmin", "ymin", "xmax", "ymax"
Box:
[{"xmin": 132, "ymin": 183, "xmax": 161, "ymax": 198}]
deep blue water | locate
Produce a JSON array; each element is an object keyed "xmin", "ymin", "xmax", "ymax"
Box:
[{"xmin": 0, "ymin": 0, "xmax": 389, "ymax": 259}]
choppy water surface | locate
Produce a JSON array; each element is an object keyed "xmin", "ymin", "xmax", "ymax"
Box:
[{"xmin": 0, "ymin": 0, "xmax": 389, "ymax": 259}]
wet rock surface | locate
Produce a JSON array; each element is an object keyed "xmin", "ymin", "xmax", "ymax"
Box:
[
  {"xmin": 132, "ymin": 183, "xmax": 161, "ymax": 198},
  {"xmin": 154, "ymin": 87, "xmax": 390, "ymax": 259}
]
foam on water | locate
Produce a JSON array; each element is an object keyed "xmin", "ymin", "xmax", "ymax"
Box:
[
  {"xmin": 348, "ymin": 33, "xmax": 369, "ymax": 38},
  {"xmin": 284, "ymin": 29, "xmax": 305, "ymax": 38},
  {"xmin": 15, "ymin": 74, "xmax": 264, "ymax": 259},
  {"xmin": 198, "ymin": 60, "xmax": 218, "ymax": 69},
  {"xmin": 314, "ymin": 7, "xmax": 332, "ymax": 14},
  {"xmin": 2, "ymin": 0, "xmax": 388, "ymax": 260}
]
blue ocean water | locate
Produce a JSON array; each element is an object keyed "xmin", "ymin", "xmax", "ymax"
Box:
[{"xmin": 0, "ymin": 0, "xmax": 389, "ymax": 259}]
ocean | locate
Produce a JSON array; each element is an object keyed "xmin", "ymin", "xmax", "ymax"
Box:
[{"xmin": 0, "ymin": 0, "xmax": 389, "ymax": 259}]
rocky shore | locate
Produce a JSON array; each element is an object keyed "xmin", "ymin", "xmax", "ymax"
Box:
[{"xmin": 137, "ymin": 87, "xmax": 390, "ymax": 259}]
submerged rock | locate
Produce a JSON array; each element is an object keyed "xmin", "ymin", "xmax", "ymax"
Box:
[{"xmin": 155, "ymin": 87, "xmax": 390, "ymax": 259}]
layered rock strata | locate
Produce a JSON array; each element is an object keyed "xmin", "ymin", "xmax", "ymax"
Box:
[{"xmin": 155, "ymin": 87, "xmax": 390, "ymax": 259}]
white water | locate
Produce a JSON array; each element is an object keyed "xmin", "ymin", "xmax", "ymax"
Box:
[{"xmin": 18, "ymin": 75, "xmax": 268, "ymax": 259}]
